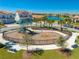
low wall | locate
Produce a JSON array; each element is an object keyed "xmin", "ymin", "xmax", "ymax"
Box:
[{"xmin": 3, "ymin": 31, "xmax": 57, "ymax": 45}]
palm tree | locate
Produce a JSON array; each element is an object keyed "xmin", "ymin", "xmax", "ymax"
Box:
[
  {"xmin": 33, "ymin": 18, "xmax": 39, "ymax": 27},
  {"xmin": 23, "ymin": 33, "xmax": 32, "ymax": 52},
  {"xmin": 47, "ymin": 20, "xmax": 55, "ymax": 27},
  {"xmin": 56, "ymin": 14, "xmax": 64, "ymax": 31},
  {"xmin": 42, "ymin": 16, "xmax": 48, "ymax": 27},
  {"xmin": 58, "ymin": 20, "xmax": 64, "ymax": 31},
  {"xmin": 37, "ymin": 18, "xmax": 43, "ymax": 27},
  {"xmin": 57, "ymin": 14, "xmax": 72, "ymax": 31}
]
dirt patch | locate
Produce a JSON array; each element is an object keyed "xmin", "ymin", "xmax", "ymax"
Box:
[
  {"xmin": 22, "ymin": 51, "xmax": 32, "ymax": 59},
  {"xmin": 32, "ymin": 32, "xmax": 61, "ymax": 40},
  {"xmin": 56, "ymin": 49, "xmax": 71, "ymax": 59}
]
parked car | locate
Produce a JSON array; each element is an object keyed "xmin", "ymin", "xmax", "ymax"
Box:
[
  {"xmin": 8, "ymin": 48, "xmax": 17, "ymax": 53},
  {"xmin": 4, "ymin": 42, "xmax": 16, "ymax": 49},
  {"xmin": 74, "ymin": 27, "xmax": 79, "ymax": 30},
  {"xmin": 72, "ymin": 44, "xmax": 78, "ymax": 48},
  {"xmin": 5, "ymin": 41, "xmax": 16, "ymax": 45},
  {"xmin": 63, "ymin": 24, "xmax": 73, "ymax": 28}
]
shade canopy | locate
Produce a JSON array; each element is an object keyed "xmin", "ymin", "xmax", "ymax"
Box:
[{"xmin": 47, "ymin": 16, "xmax": 64, "ymax": 21}]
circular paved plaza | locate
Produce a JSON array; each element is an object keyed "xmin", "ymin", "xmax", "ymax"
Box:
[{"xmin": 3, "ymin": 30, "xmax": 62, "ymax": 45}]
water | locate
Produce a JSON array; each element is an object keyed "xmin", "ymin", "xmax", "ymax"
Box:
[{"xmin": 47, "ymin": 16, "xmax": 63, "ymax": 20}]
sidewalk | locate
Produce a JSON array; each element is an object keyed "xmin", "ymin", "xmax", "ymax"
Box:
[
  {"xmin": 0, "ymin": 33, "xmax": 61, "ymax": 50},
  {"xmin": 66, "ymin": 32, "xmax": 79, "ymax": 49},
  {"xmin": 0, "ymin": 24, "xmax": 79, "ymax": 50}
]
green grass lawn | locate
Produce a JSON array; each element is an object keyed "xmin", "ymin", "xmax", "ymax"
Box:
[
  {"xmin": 31, "ymin": 47, "xmax": 79, "ymax": 59},
  {"xmin": 31, "ymin": 50, "xmax": 66, "ymax": 59},
  {"xmin": 75, "ymin": 36, "xmax": 79, "ymax": 44},
  {"xmin": 1, "ymin": 47, "xmax": 79, "ymax": 59},
  {"xmin": 0, "ymin": 48, "xmax": 23, "ymax": 59},
  {"xmin": 72, "ymin": 23, "xmax": 79, "ymax": 27},
  {"xmin": 69, "ymin": 47, "xmax": 79, "ymax": 59}
]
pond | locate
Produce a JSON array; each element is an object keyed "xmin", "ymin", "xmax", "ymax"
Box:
[{"xmin": 47, "ymin": 16, "xmax": 64, "ymax": 21}]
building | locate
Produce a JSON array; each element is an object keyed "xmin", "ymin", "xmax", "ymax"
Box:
[
  {"xmin": 0, "ymin": 11, "xmax": 15, "ymax": 24},
  {"xmin": 71, "ymin": 15, "xmax": 79, "ymax": 23},
  {"xmin": 32, "ymin": 13, "xmax": 45, "ymax": 18},
  {"xmin": 15, "ymin": 10, "xmax": 32, "ymax": 24}
]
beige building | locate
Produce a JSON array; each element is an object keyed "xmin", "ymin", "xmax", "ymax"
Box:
[
  {"xmin": 71, "ymin": 15, "xmax": 79, "ymax": 22},
  {"xmin": 32, "ymin": 14, "xmax": 45, "ymax": 18}
]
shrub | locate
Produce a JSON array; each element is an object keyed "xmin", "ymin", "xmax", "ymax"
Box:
[{"xmin": 0, "ymin": 43, "xmax": 5, "ymax": 48}]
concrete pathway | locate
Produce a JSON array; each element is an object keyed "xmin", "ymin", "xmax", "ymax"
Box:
[
  {"xmin": 0, "ymin": 34, "xmax": 9, "ymax": 44},
  {"xmin": 0, "ymin": 24, "xmax": 79, "ymax": 51},
  {"xmin": 66, "ymin": 32, "xmax": 79, "ymax": 49},
  {"xmin": 0, "ymin": 33, "xmax": 61, "ymax": 50},
  {"xmin": 21, "ymin": 44, "xmax": 61, "ymax": 50},
  {"xmin": 0, "ymin": 28, "xmax": 79, "ymax": 51},
  {"xmin": 5, "ymin": 24, "xmax": 19, "ymax": 27}
]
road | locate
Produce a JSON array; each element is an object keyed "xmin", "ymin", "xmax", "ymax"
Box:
[{"xmin": 4, "ymin": 23, "xmax": 79, "ymax": 32}]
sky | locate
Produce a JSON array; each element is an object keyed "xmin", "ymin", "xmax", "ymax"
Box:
[{"xmin": 0, "ymin": 0, "xmax": 79, "ymax": 13}]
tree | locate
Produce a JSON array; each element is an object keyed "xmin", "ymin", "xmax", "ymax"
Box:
[
  {"xmin": 77, "ymin": 36, "xmax": 79, "ymax": 39},
  {"xmin": 23, "ymin": 33, "xmax": 32, "ymax": 53},
  {"xmin": 56, "ymin": 36, "xmax": 65, "ymax": 47},
  {"xmin": 0, "ymin": 21, "xmax": 4, "ymax": 28},
  {"xmin": 47, "ymin": 20, "xmax": 55, "ymax": 28},
  {"xmin": 36, "ymin": 18, "xmax": 43, "ymax": 27},
  {"xmin": 63, "ymin": 15, "xmax": 72, "ymax": 24},
  {"xmin": 56, "ymin": 14, "xmax": 65, "ymax": 31},
  {"xmin": 33, "ymin": 18, "xmax": 39, "ymax": 27},
  {"xmin": 0, "ymin": 43, "xmax": 5, "ymax": 48},
  {"xmin": 60, "ymin": 48, "xmax": 72, "ymax": 57},
  {"xmin": 39, "ymin": 18, "xmax": 44, "ymax": 27},
  {"xmin": 75, "ymin": 36, "xmax": 79, "ymax": 44},
  {"xmin": 32, "ymin": 48, "xmax": 44, "ymax": 56},
  {"xmin": 42, "ymin": 16, "xmax": 48, "ymax": 27},
  {"xmin": 58, "ymin": 20, "xmax": 65, "ymax": 31}
]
